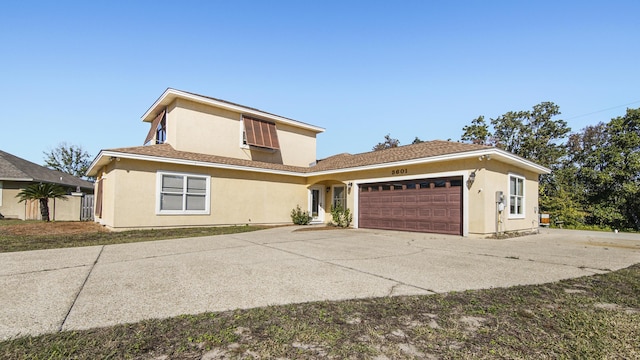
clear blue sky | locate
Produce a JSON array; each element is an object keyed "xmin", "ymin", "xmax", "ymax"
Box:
[{"xmin": 2, "ymin": 1, "xmax": 639, "ymax": 165}]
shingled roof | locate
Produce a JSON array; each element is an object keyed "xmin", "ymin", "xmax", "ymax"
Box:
[
  {"xmin": 108, "ymin": 144, "xmax": 309, "ymax": 173},
  {"xmin": 0, "ymin": 150, "xmax": 94, "ymax": 189},
  {"xmin": 97, "ymin": 140, "xmax": 495, "ymax": 175},
  {"xmin": 310, "ymin": 140, "xmax": 491, "ymax": 172}
]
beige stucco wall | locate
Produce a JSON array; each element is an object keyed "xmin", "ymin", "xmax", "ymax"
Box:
[
  {"xmin": 270, "ymin": 122, "xmax": 318, "ymax": 167},
  {"xmin": 162, "ymin": 98, "xmax": 317, "ymax": 167},
  {"xmin": 473, "ymin": 161, "xmax": 540, "ymax": 235},
  {"xmin": 95, "ymin": 162, "xmax": 117, "ymax": 226},
  {"xmin": 307, "ymin": 157, "xmax": 540, "ymax": 236},
  {"xmin": 0, "ymin": 181, "xmax": 25, "ymax": 219},
  {"xmin": 0, "ymin": 181, "xmax": 86, "ymax": 221},
  {"xmin": 93, "ymin": 153, "xmax": 542, "ymax": 235},
  {"xmin": 48, "ymin": 195, "xmax": 83, "ymax": 221},
  {"xmin": 95, "ymin": 159, "xmax": 308, "ymax": 229}
]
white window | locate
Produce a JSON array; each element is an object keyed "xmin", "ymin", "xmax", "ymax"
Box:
[
  {"xmin": 332, "ymin": 185, "xmax": 346, "ymax": 210},
  {"xmin": 508, "ymin": 174, "xmax": 525, "ymax": 218},
  {"xmin": 0, "ymin": 181, "xmax": 3, "ymax": 206},
  {"xmin": 156, "ymin": 172, "xmax": 210, "ymax": 215}
]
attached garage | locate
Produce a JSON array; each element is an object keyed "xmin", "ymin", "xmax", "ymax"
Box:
[{"xmin": 358, "ymin": 177, "xmax": 463, "ymax": 235}]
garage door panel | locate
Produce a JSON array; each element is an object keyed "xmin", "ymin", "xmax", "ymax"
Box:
[
  {"xmin": 359, "ymin": 176, "xmax": 462, "ymax": 235},
  {"xmin": 418, "ymin": 222, "xmax": 432, "ymax": 231},
  {"xmin": 391, "ymin": 219, "xmax": 405, "ymax": 228},
  {"xmin": 404, "ymin": 195, "xmax": 417, "ymax": 203},
  {"xmin": 418, "ymin": 208, "xmax": 432, "ymax": 218},
  {"xmin": 404, "ymin": 208, "xmax": 417, "ymax": 217},
  {"xmin": 432, "ymin": 222, "xmax": 449, "ymax": 232},
  {"xmin": 433, "ymin": 195, "xmax": 447, "ymax": 203},
  {"xmin": 433, "ymin": 208, "xmax": 447, "ymax": 217},
  {"xmin": 404, "ymin": 221, "xmax": 418, "ymax": 229}
]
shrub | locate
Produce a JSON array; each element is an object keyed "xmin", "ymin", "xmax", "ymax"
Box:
[
  {"xmin": 330, "ymin": 204, "xmax": 353, "ymax": 228},
  {"xmin": 290, "ymin": 205, "xmax": 312, "ymax": 225}
]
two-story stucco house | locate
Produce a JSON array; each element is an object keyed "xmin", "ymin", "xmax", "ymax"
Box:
[{"xmin": 87, "ymin": 88, "xmax": 550, "ymax": 236}]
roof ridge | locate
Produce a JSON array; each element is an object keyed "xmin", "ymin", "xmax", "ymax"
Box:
[
  {"xmin": 168, "ymin": 88, "xmax": 311, "ymax": 125},
  {"xmin": 0, "ymin": 149, "xmax": 93, "ymax": 188}
]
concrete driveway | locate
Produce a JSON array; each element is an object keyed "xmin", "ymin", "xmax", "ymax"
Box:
[{"xmin": 1, "ymin": 227, "xmax": 639, "ymax": 340}]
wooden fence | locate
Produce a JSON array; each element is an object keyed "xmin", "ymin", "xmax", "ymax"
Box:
[{"xmin": 81, "ymin": 195, "xmax": 94, "ymax": 221}]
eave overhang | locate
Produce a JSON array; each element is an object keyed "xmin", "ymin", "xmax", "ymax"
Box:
[{"xmin": 87, "ymin": 147, "xmax": 550, "ymax": 179}]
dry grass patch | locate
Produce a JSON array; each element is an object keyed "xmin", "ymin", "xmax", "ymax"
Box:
[
  {"xmin": 1, "ymin": 221, "xmax": 107, "ymax": 236},
  {"xmin": 1, "ymin": 264, "xmax": 638, "ymax": 359},
  {"xmin": 0, "ymin": 220, "xmax": 268, "ymax": 253}
]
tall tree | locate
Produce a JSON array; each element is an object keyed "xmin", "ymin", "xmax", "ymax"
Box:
[
  {"xmin": 519, "ymin": 102, "xmax": 570, "ymax": 169},
  {"xmin": 577, "ymin": 108, "xmax": 640, "ymax": 230},
  {"xmin": 44, "ymin": 143, "xmax": 91, "ymax": 178},
  {"xmin": 372, "ymin": 134, "xmax": 400, "ymax": 151},
  {"xmin": 461, "ymin": 115, "xmax": 492, "ymax": 145},
  {"xmin": 15, "ymin": 183, "xmax": 68, "ymax": 222},
  {"xmin": 460, "ymin": 102, "xmax": 573, "ymax": 226},
  {"xmin": 460, "ymin": 102, "xmax": 570, "ymax": 168}
]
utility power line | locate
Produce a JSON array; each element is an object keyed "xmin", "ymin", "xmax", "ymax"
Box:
[{"xmin": 565, "ymin": 99, "xmax": 640, "ymax": 120}]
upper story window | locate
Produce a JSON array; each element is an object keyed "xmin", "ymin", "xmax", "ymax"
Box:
[
  {"xmin": 156, "ymin": 116, "xmax": 166, "ymax": 144},
  {"xmin": 241, "ymin": 116, "xmax": 280, "ymax": 150},
  {"xmin": 156, "ymin": 171, "xmax": 210, "ymax": 215},
  {"xmin": 509, "ymin": 174, "xmax": 525, "ymax": 218},
  {"xmin": 144, "ymin": 109, "xmax": 166, "ymax": 145}
]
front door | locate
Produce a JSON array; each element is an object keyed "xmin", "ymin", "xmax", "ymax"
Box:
[{"xmin": 309, "ymin": 186, "xmax": 325, "ymax": 223}]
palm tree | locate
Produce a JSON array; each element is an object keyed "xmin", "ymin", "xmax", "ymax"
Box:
[{"xmin": 16, "ymin": 183, "xmax": 68, "ymax": 222}]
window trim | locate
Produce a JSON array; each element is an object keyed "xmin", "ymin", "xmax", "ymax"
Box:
[
  {"xmin": 156, "ymin": 171, "xmax": 211, "ymax": 215},
  {"xmin": 0, "ymin": 181, "xmax": 3, "ymax": 206},
  {"xmin": 508, "ymin": 173, "xmax": 525, "ymax": 219},
  {"xmin": 239, "ymin": 116, "xmax": 249, "ymax": 149}
]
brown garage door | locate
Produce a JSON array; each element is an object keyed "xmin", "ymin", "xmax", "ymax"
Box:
[{"xmin": 358, "ymin": 177, "xmax": 462, "ymax": 235}]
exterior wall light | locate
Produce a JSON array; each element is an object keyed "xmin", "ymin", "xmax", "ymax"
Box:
[{"xmin": 466, "ymin": 171, "xmax": 477, "ymax": 189}]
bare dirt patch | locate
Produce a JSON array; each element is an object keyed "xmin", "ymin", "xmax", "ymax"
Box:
[{"xmin": 1, "ymin": 221, "xmax": 107, "ymax": 236}]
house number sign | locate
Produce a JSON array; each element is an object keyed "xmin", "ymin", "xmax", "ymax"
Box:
[{"xmin": 391, "ymin": 168, "xmax": 408, "ymax": 175}]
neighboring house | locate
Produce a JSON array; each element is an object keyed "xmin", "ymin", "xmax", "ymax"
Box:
[
  {"xmin": 87, "ymin": 88, "xmax": 550, "ymax": 236},
  {"xmin": 0, "ymin": 150, "xmax": 94, "ymax": 221}
]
